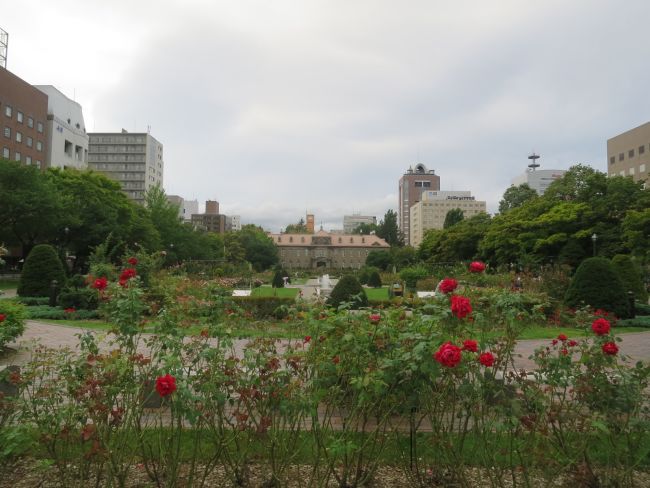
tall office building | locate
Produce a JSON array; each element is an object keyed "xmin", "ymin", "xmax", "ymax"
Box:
[
  {"xmin": 398, "ymin": 164, "xmax": 440, "ymax": 245},
  {"xmin": 34, "ymin": 85, "xmax": 88, "ymax": 170},
  {"xmin": 409, "ymin": 190, "xmax": 486, "ymax": 248},
  {"xmin": 0, "ymin": 68, "xmax": 48, "ymax": 167},
  {"xmin": 511, "ymin": 153, "xmax": 565, "ymax": 196},
  {"xmin": 88, "ymin": 130, "xmax": 164, "ymax": 204},
  {"xmin": 607, "ymin": 122, "xmax": 650, "ymax": 183}
]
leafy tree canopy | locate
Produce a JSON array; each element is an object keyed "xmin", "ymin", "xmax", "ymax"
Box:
[
  {"xmin": 498, "ymin": 183, "xmax": 538, "ymax": 214},
  {"xmin": 443, "ymin": 208, "xmax": 464, "ymax": 229}
]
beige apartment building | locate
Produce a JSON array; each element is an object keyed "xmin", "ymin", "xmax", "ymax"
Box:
[
  {"xmin": 410, "ymin": 190, "xmax": 487, "ymax": 248},
  {"xmin": 270, "ymin": 229, "xmax": 390, "ymax": 269},
  {"xmin": 607, "ymin": 122, "xmax": 650, "ymax": 183}
]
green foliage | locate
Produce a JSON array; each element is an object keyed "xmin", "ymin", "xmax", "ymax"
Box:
[
  {"xmin": 238, "ymin": 225, "xmax": 279, "ymax": 271},
  {"xmin": 443, "ymin": 207, "xmax": 464, "ymax": 229},
  {"xmin": 272, "ymin": 270, "xmax": 285, "ymax": 288},
  {"xmin": 0, "ymin": 300, "xmax": 26, "ymax": 349},
  {"xmin": 399, "ymin": 265, "xmax": 429, "ymax": 290},
  {"xmin": 357, "ymin": 266, "xmax": 378, "ymax": 285},
  {"xmin": 635, "ymin": 302, "xmax": 650, "ymax": 316},
  {"xmin": 232, "ymin": 296, "xmax": 296, "ymax": 319},
  {"xmin": 376, "ymin": 209, "xmax": 403, "ymax": 247},
  {"xmin": 565, "ymin": 257, "xmax": 631, "ymax": 318},
  {"xmin": 351, "ymin": 222, "xmax": 378, "ymax": 235},
  {"xmin": 17, "ymin": 244, "xmax": 65, "ymax": 297},
  {"xmin": 284, "ymin": 218, "xmax": 310, "ymax": 234},
  {"xmin": 419, "ymin": 213, "xmax": 491, "ymax": 264},
  {"xmin": 367, "ymin": 269, "xmax": 382, "ymax": 288},
  {"xmin": 498, "ymin": 183, "xmax": 538, "ymax": 214},
  {"xmin": 616, "ymin": 316, "xmax": 650, "ymax": 328},
  {"xmin": 14, "ymin": 296, "xmax": 50, "ymax": 306},
  {"xmin": 365, "ymin": 250, "xmax": 392, "ymax": 271},
  {"xmin": 326, "ymin": 275, "xmax": 368, "ymax": 309},
  {"xmin": 24, "ymin": 305, "xmax": 101, "ymax": 320},
  {"xmin": 58, "ymin": 288, "xmax": 99, "ymax": 310},
  {"xmin": 611, "ymin": 254, "xmax": 648, "ymax": 303}
]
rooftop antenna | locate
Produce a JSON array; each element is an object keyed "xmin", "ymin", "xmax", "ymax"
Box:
[
  {"xmin": 528, "ymin": 152, "xmax": 540, "ymax": 171},
  {"xmin": 0, "ymin": 27, "xmax": 8, "ymax": 69}
]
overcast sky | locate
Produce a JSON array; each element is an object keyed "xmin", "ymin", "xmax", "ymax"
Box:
[{"xmin": 4, "ymin": 1, "xmax": 650, "ymax": 231}]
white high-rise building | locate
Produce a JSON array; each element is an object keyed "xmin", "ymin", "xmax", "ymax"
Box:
[
  {"xmin": 34, "ymin": 85, "xmax": 88, "ymax": 170},
  {"xmin": 88, "ymin": 130, "xmax": 164, "ymax": 205},
  {"xmin": 511, "ymin": 169, "xmax": 566, "ymax": 195},
  {"xmin": 409, "ymin": 190, "xmax": 487, "ymax": 248},
  {"xmin": 229, "ymin": 215, "xmax": 241, "ymax": 231}
]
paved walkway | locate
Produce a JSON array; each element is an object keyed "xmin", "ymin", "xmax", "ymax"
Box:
[{"xmin": 2, "ymin": 321, "xmax": 649, "ymax": 372}]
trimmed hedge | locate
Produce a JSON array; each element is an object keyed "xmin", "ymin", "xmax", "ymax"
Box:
[
  {"xmin": 17, "ymin": 244, "xmax": 65, "ymax": 297},
  {"xmin": 15, "ymin": 296, "xmax": 50, "ymax": 306},
  {"xmin": 612, "ymin": 254, "xmax": 648, "ymax": 303},
  {"xmin": 565, "ymin": 257, "xmax": 630, "ymax": 318},
  {"xmin": 25, "ymin": 306, "xmax": 101, "ymax": 320},
  {"xmin": 232, "ymin": 296, "xmax": 296, "ymax": 319},
  {"xmin": 635, "ymin": 302, "xmax": 650, "ymax": 316},
  {"xmin": 617, "ymin": 316, "xmax": 650, "ymax": 328},
  {"xmin": 58, "ymin": 288, "xmax": 99, "ymax": 310},
  {"xmin": 327, "ymin": 275, "xmax": 368, "ymax": 309}
]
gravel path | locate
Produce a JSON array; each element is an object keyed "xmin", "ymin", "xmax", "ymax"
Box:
[{"xmin": 2, "ymin": 321, "xmax": 649, "ymax": 371}]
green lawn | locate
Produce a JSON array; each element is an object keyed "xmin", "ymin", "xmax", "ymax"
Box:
[
  {"xmin": 365, "ymin": 287, "xmax": 389, "ymax": 301},
  {"xmin": 251, "ymin": 286, "xmax": 299, "ymax": 298}
]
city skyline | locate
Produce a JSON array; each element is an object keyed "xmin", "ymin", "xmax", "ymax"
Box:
[{"xmin": 4, "ymin": 1, "xmax": 650, "ymax": 231}]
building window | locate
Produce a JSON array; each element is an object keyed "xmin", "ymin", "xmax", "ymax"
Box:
[
  {"xmin": 629, "ymin": 149, "xmax": 635, "ymax": 158},
  {"xmin": 16, "ymin": 111, "xmax": 23, "ymax": 123},
  {"xmin": 4, "ymin": 106, "xmax": 11, "ymax": 117},
  {"xmin": 36, "ymin": 141, "xmax": 43, "ymax": 151},
  {"xmin": 2, "ymin": 147, "xmax": 8, "ymax": 159},
  {"xmin": 619, "ymin": 153, "xmax": 624, "ymax": 161},
  {"xmin": 15, "ymin": 132, "xmax": 22, "ymax": 143},
  {"xmin": 37, "ymin": 122, "xmax": 44, "ymax": 133},
  {"xmin": 629, "ymin": 167, "xmax": 635, "ymax": 176},
  {"xmin": 609, "ymin": 156, "xmax": 615, "ymax": 165},
  {"xmin": 27, "ymin": 117, "xmax": 33, "ymax": 128},
  {"xmin": 25, "ymin": 156, "xmax": 31, "ymax": 165},
  {"xmin": 640, "ymin": 145, "xmax": 645, "ymax": 155},
  {"xmin": 36, "ymin": 160, "xmax": 41, "ymax": 168},
  {"xmin": 14, "ymin": 152, "xmax": 21, "ymax": 162},
  {"xmin": 3, "ymin": 127, "xmax": 9, "ymax": 138},
  {"xmin": 26, "ymin": 136, "xmax": 32, "ymax": 148},
  {"xmin": 640, "ymin": 163, "xmax": 646, "ymax": 173}
]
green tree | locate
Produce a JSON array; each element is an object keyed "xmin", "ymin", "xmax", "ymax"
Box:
[
  {"xmin": 443, "ymin": 208, "xmax": 464, "ymax": 229},
  {"xmin": 420, "ymin": 213, "xmax": 491, "ymax": 264},
  {"xmin": 565, "ymin": 257, "xmax": 630, "ymax": 318},
  {"xmin": 285, "ymin": 218, "xmax": 310, "ymax": 234},
  {"xmin": 376, "ymin": 210, "xmax": 403, "ymax": 247},
  {"xmin": 0, "ymin": 160, "xmax": 63, "ymax": 257},
  {"xmin": 238, "ymin": 225, "xmax": 278, "ymax": 271},
  {"xmin": 366, "ymin": 250, "xmax": 392, "ymax": 271},
  {"xmin": 367, "ymin": 269, "xmax": 382, "ymax": 288},
  {"xmin": 352, "ymin": 222, "xmax": 379, "ymax": 235},
  {"xmin": 400, "ymin": 265, "xmax": 429, "ymax": 291},
  {"xmin": 391, "ymin": 246, "xmax": 418, "ymax": 269},
  {"xmin": 327, "ymin": 275, "xmax": 368, "ymax": 309},
  {"xmin": 17, "ymin": 244, "xmax": 66, "ymax": 297},
  {"xmin": 498, "ymin": 183, "xmax": 538, "ymax": 214},
  {"xmin": 611, "ymin": 254, "xmax": 648, "ymax": 303}
]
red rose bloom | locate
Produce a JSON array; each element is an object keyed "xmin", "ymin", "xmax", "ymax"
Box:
[
  {"xmin": 127, "ymin": 257, "xmax": 138, "ymax": 266},
  {"xmin": 557, "ymin": 333, "xmax": 568, "ymax": 341},
  {"xmin": 602, "ymin": 342, "xmax": 619, "ymax": 356},
  {"xmin": 119, "ymin": 268, "xmax": 137, "ymax": 287},
  {"xmin": 568, "ymin": 340, "xmax": 578, "ymax": 347},
  {"xmin": 0, "ymin": 314, "xmax": 6, "ymax": 322},
  {"xmin": 552, "ymin": 339, "xmax": 558, "ymax": 346},
  {"xmin": 332, "ymin": 355, "xmax": 340, "ymax": 365},
  {"xmin": 451, "ymin": 295, "xmax": 472, "ymax": 319},
  {"xmin": 64, "ymin": 307, "xmax": 76, "ymax": 313},
  {"xmin": 303, "ymin": 335, "xmax": 311, "ymax": 344},
  {"xmin": 434, "ymin": 342, "xmax": 462, "ymax": 368},
  {"xmin": 439, "ymin": 278, "xmax": 458, "ymax": 294},
  {"xmin": 479, "ymin": 352, "xmax": 495, "ymax": 367},
  {"xmin": 591, "ymin": 318, "xmax": 611, "ymax": 336},
  {"xmin": 369, "ymin": 313, "xmax": 381, "ymax": 324},
  {"xmin": 155, "ymin": 374, "xmax": 177, "ymax": 397},
  {"xmin": 469, "ymin": 261, "xmax": 486, "ymax": 273},
  {"xmin": 462, "ymin": 339, "xmax": 478, "ymax": 352},
  {"xmin": 92, "ymin": 277, "xmax": 108, "ymax": 291}
]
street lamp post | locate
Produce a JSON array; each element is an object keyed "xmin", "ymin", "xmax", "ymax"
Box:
[{"xmin": 591, "ymin": 233, "xmax": 598, "ymax": 257}]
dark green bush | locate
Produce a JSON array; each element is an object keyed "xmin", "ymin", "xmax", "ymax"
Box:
[
  {"xmin": 25, "ymin": 306, "xmax": 101, "ymax": 320},
  {"xmin": 58, "ymin": 288, "xmax": 99, "ymax": 310},
  {"xmin": 327, "ymin": 275, "xmax": 368, "ymax": 309},
  {"xmin": 367, "ymin": 270, "xmax": 382, "ymax": 288},
  {"xmin": 357, "ymin": 266, "xmax": 379, "ymax": 285},
  {"xmin": 232, "ymin": 296, "xmax": 295, "ymax": 319},
  {"xmin": 635, "ymin": 302, "xmax": 650, "ymax": 316},
  {"xmin": 15, "ymin": 296, "xmax": 50, "ymax": 306},
  {"xmin": 565, "ymin": 257, "xmax": 630, "ymax": 319},
  {"xmin": 611, "ymin": 254, "xmax": 648, "ymax": 304},
  {"xmin": 616, "ymin": 316, "xmax": 650, "ymax": 328},
  {"xmin": 17, "ymin": 245, "xmax": 65, "ymax": 297},
  {"xmin": 399, "ymin": 266, "xmax": 429, "ymax": 291},
  {"xmin": 272, "ymin": 270, "xmax": 285, "ymax": 288}
]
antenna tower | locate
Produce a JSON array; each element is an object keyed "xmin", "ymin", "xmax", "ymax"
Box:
[
  {"xmin": 528, "ymin": 152, "xmax": 540, "ymax": 171},
  {"xmin": 0, "ymin": 28, "xmax": 8, "ymax": 69}
]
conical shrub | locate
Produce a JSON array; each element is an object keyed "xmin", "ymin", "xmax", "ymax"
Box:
[{"xmin": 18, "ymin": 244, "xmax": 66, "ymax": 297}]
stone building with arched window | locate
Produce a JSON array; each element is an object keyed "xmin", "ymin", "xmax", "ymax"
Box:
[{"xmin": 269, "ymin": 229, "xmax": 390, "ymax": 269}]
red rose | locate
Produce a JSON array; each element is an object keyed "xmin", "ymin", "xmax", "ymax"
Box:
[
  {"xmin": 119, "ymin": 268, "xmax": 137, "ymax": 287},
  {"xmin": 552, "ymin": 339, "xmax": 558, "ymax": 346},
  {"xmin": 332, "ymin": 355, "xmax": 340, "ymax": 365},
  {"xmin": 127, "ymin": 257, "xmax": 138, "ymax": 266},
  {"xmin": 557, "ymin": 333, "xmax": 568, "ymax": 341},
  {"xmin": 469, "ymin": 261, "xmax": 486, "ymax": 273},
  {"xmin": 560, "ymin": 348, "xmax": 569, "ymax": 356},
  {"xmin": 155, "ymin": 374, "xmax": 177, "ymax": 397},
  {"xmin": 434, "ymin": 342, "xmax": 462, "ymax": 368},
  {"xmin": 64, "ymin": 307, "xmax": 76, "ymax": 313},
  {"xmin": 92, "ymin": 277, "xmax": 108, "ymax": 291},
  {"xmin": 369, "ymin": 313, "xmax": 381, "ymax": 324},
  {"xmin": 303, "ymin": 335, "xmax": 311, "ymax": 343},
  {"xmin": 602, "ymin": 342, "xmax": 618, "ymax": 356},
  {"xmin": 568, "ymin": 340, "xmax": 578, "ymax": 347},
  {"xmin": 451, "ymin": 295, "xmax": 472, "ymax": 319},
  {"xmin": 591, "ymin": 318, "xmax": 611, "ymax": 336},
  {"xmin": 462, "ymin": 339, "xmax": 478, "ymax": 352},
  {"xmin": 439, "ymin": 278, "xmax": 458, "ymax": 294},
  {"xmin": 479, "ymin": 352, "xmax": 495, "ymax": 367},
  {"xmin": 0, "ymin": 314, "xmax": 6, "ymax": 322}
]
